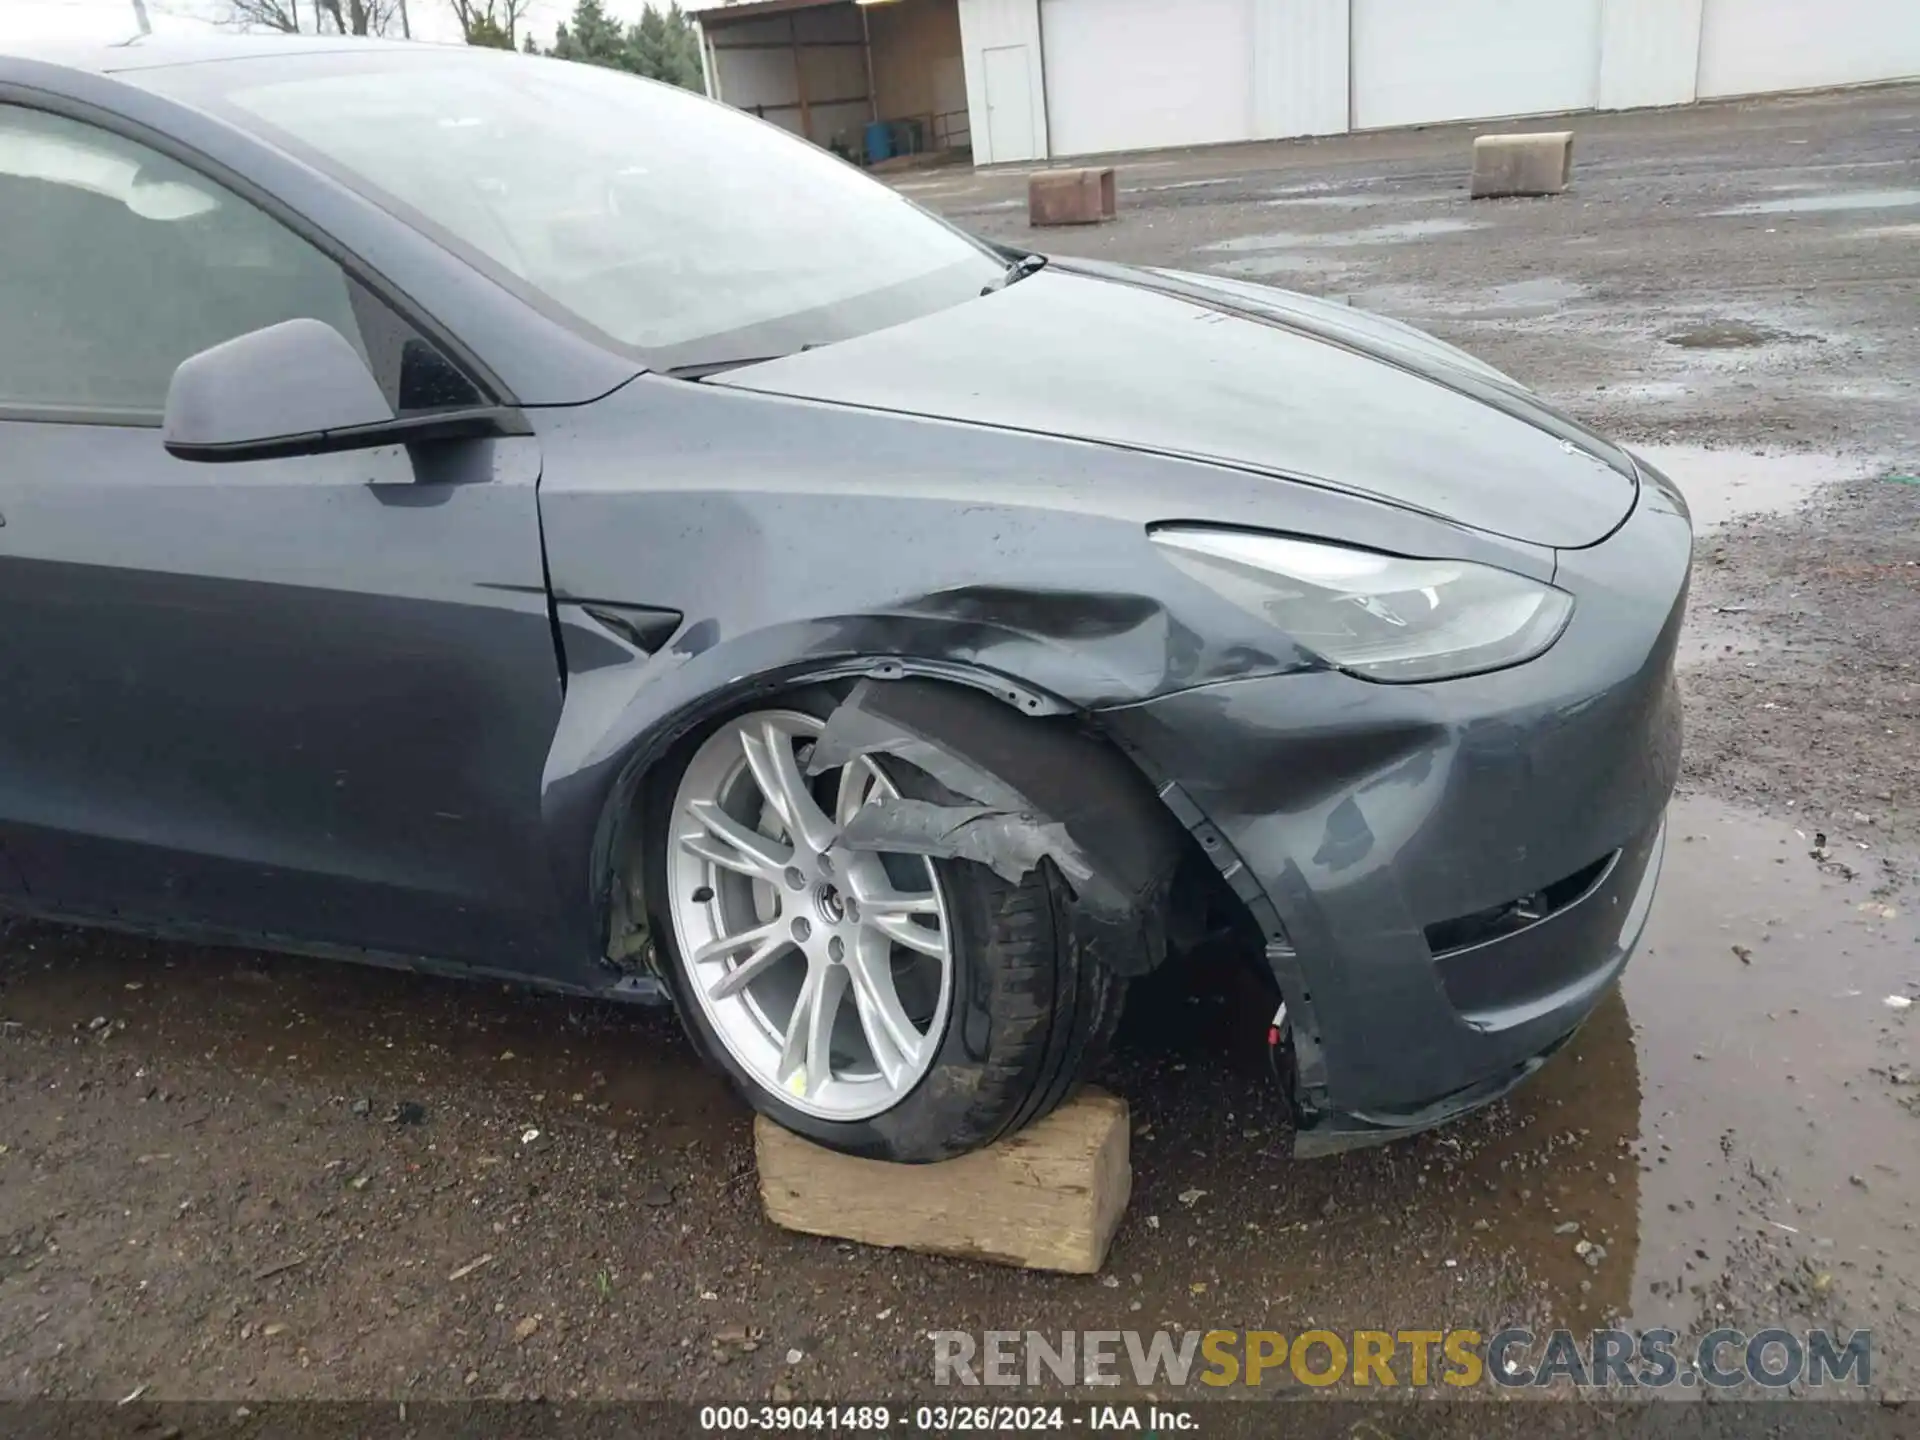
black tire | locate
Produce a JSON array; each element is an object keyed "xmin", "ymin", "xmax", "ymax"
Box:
[{"xmin": 644, "ymin": 687, "xmax": 1126, "ymax": 1164}]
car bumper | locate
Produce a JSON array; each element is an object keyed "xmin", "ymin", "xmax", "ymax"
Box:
[{"xmin": 1098, "ymin": 461, "xmax": 1692, "ymax": 1153}]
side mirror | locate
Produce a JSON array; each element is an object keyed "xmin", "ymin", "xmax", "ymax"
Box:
[{"xmin": 163, "ymin": 318, "xmax": 525, "ymax": 464}]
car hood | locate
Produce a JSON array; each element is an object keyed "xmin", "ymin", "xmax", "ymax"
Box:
[{"xmin": 711, "ymin": 259, "xmax": 1637, "ymax": 549}]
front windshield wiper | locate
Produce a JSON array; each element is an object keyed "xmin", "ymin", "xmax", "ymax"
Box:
[
  {"xmin": 981, "ymin": 252, "xmax": 1048, "ymax": 296},
  {"xmin": 663, "ymin": 355, "xmax": 789, "ymax": 380},
  {"xmin": 663, "ymin": 343, "xmax": 822, "ymax": 382}
]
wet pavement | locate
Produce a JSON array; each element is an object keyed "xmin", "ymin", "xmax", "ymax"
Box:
[
  {"xmin": 0, "ymin": 790, "xmax": 1913, "ymax": 1400},
  {"xmin": 919, "ymin": 83, "xmax": 1920, "ymax": 461},
  {"xmin": 1632, "ymin": 445, "xmax": 1877, "ymax": 531},
  {"xmin": 3, "ymin": 86, "xmax": 1919, "ymax": 1402},
  {"xmin": 1618, "ymin": 797, "xmax": 1918, "ymax": 1355}
]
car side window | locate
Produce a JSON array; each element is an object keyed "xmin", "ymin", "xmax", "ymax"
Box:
[{"xmin": 0, "ymin": 104, "xmax": 483, "ymax": 420}]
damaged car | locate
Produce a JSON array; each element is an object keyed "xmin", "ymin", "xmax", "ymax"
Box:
[{"xmin": 0, "ymin": 38, "xmax": 1687, "ymax": 1162}]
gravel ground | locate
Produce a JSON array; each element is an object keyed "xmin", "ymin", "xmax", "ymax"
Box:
[{"xmin": 2, "ymin": 86, "xmax": 1917, "ymax": 1409}]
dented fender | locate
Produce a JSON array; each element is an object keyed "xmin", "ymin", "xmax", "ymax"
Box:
[{"xmin": 526, "ymin": 371, "xmax": 1558, "ymax": 983}]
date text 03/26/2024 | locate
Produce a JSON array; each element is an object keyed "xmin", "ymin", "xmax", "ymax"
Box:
[{"xmin": 697, "ymin": 1405, "xmax": 1181, "ymax": 1432}]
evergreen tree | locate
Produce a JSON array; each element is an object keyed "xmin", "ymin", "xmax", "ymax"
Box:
[
  {"xmin": 550, "ymin": 0, "xmax": 705, "ymax": 90},
  {"xmin": 630, "ymin": 4, "xmax": 703, "ymax": 90},
  {"xmin": 464, "ymin": 13, "xmax": 513, "ymax": 47},
  {"xmin": 551, "ymin": 0, "xmax": 637, "ymax": 71}
]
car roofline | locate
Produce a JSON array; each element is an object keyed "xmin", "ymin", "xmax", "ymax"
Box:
[{"xmin": 0, "ymin": 34, "xmax": 457, "ymax": 78}]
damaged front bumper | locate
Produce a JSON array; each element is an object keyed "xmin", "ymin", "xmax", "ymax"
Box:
[
  {"xmin": 1276, "ymin": 814, "xmax": 1664, "ymax": 1155},
  {"xmin": 1100, "ymin": 472, "xmax": 1691, "ymax": 1155}
]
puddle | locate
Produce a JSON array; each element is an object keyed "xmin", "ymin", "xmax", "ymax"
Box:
[
  {"xmin": 1114, "ymin": 791, "xmax": 1920, "ymax": 1362},
  {"xmin": 1664, "ymin": 320, "xmax": 1805, "ymax": 350},
  {"xmin": 1206, "ymin": 254, "xmax": 1360, "ymax": 281},
  {"xmin": 1337, "ymin": 217, "xmax": 1486, "ymax": 244},
  {"xmin": 1602, "ymin": 378, "xmax": 1705, "ymax": 405},
  {"xmin": 1203, "ymin": 230, "xmax": 1321, "ymax": 255},
  {"xmin": 1200, "ymin": 217, "xmax": 1484, "ymax": 253},
  {"xmin": 1353, "ymin": 276, "xmax": 1587, "ymax": 321},
  {"xmin": 1630, "ymin": 445, "xmax": 1875, "ymax": 529},
  {"xmin": 1617, "ymin": 794, "xmax": 1920, "ymax": 1339},
  {"xmin": 1264, "ymin": 192, "xmax": 1455, "ymax": 210},
  {"xmin": 1712, "ymin": 188, "xmax": 1920, "ymax": 216},
  {"xmin": 1263, "ymin": 180, "xmax": 1347, "ymax": 198},
  {"xmin": 1134, "ymin": 178, "xmax": 1236, "ymax": 193}
]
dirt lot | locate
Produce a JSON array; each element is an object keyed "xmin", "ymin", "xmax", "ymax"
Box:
[{"xmin": 3, "ymin": 87, "xmax": 1918, "ymax": 1407}]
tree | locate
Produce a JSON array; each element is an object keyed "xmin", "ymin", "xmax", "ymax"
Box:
[
  {"xmin": 629, "ymin": 3, "xmax": 702, "ymax": 90},
  {"xmin": 550, "ymin": 0, "xmax": 631, "ymax": 69},
  {"xmin": 448, "ymin": 0, "xmax": 533, "ymax": 48},
  {"xmin": 548, "ymin": 0, "xmax": 704, "ymax": 90},
  {"xmin": 316, "ymin": 0, "xmax": 390, "ymax": 30},
  {"xmin": 464, "ymin": 13, "xmax": 513, "ymax": 46},
  {"xmin": 226, "ymin": 0, "xmax": 401, "ymax": 33}
]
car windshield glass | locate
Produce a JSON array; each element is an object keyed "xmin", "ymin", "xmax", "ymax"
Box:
[{"xmin": 137, "ymin": 50, "xmax": 1002, "ymax": 369}]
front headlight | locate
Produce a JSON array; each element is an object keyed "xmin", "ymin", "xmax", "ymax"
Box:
[{"xmin": 1151, "ymin": 526, "xmax": 1573, "ymax": 683}]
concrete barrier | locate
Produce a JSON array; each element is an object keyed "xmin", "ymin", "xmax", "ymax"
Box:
[
  {"xmin": 1470, "ymin": 131, "xmax": 1575, "ymax": 199},
  {"xmin": 1029, "ymin": 167, "xmax": 1118, "ymax": 226}
]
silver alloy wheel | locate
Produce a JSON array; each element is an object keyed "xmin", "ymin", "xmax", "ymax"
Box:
[{"xmin": 666, "ymin": 709, "xmax": 955, "ymax": 1121}]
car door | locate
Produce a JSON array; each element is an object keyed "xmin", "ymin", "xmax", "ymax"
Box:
[{"xmin": 0, "ymin": 101, "xmax": 566, "ymax": 969}]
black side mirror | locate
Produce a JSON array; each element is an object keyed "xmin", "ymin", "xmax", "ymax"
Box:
[{"xmin": 163, "ymin": 318, "xmax": 526, "ymax": 464}]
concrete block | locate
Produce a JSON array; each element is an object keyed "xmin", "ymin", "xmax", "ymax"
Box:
[
  {"xmin": 756, "ymin": 1088, "xmax": 1131, "ymax": 1274},
  {"xmin": 1470, "ymin": 131, "xmax": 1575, "ymax": 199},
  {"xmin": 1029, "ymin": 167, "xmax": 1117, "ymax": 226}
]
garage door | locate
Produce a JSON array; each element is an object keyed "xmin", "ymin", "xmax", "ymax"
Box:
[
  {"xmin": 1041, "ymin": 0, "xmax": 1253, "ymax": 157},
  {"xmin": 1352, "ymin": 0, "xmax": 1603, "ymax": 130},
  {"xmin": 1698, "ymin": 0, "xmax": 1920, "ymax": 99}
]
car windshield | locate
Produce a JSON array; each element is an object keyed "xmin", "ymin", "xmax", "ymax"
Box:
[{"xmin": 137, "ymin": 49, "xmax": 1003, "ymax": 370}]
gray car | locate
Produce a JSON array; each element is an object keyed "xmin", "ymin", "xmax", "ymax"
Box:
[{"xmin": 0, "ymin": 36, "xmax": 1687, "ymax": 1163}]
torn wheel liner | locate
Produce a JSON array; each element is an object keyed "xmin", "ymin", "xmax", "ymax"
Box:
[{"xmin": 807, "ymin": 679, "xmax": 1184, "ymax": 979}]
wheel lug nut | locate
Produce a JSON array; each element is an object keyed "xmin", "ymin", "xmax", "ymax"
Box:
[
  {"xmin": 783, "ymin": 866, "xmax": 806, "ymax": 890},
  {"xmin": 828, "ymin": 936, "xmax": 845, "ymax": 962},
  {"xmin": 791, "ymin": 917, "xmax": 812, "ymax": 942}
]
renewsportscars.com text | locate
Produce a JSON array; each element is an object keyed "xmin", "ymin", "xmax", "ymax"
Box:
[{"xmin": 930, "ymin": 1327, "xmax": 1871, "ymax": 1390}]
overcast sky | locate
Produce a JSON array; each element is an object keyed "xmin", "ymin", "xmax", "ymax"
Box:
[{"xmin": 5, "ymin": 0, "xmax": 676, "ymax": 53}]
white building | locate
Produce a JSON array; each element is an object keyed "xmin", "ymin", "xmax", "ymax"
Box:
[{"xmin": 686, "ymin": 0, "xmax": 1920, "ymax": 167}]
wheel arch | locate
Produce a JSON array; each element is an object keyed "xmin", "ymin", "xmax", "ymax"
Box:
[
  {"xmin": 540, "ymin": 617, "xmax": 1192, "ymax": 990},
  {"xmin": 594, "ymin": 656, "xmax": 1072, "ymax": 974}
]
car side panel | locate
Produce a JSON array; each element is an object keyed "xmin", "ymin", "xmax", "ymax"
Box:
[{"xmin": 0, "ymin": 422, "xmax": 574, "ymax": 973}]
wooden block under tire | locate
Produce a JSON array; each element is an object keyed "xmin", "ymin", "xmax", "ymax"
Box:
[{"xmin": 756, "ymin": 1087, "xmax": 1130, "ymax": 1274}]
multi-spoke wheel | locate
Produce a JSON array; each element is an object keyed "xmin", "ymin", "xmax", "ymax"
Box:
[
  {"xmin": 648, "ymin": 687, "xmax": 1130, "ymax": 1163},
  {"xmin": 666, "ymin": 708, "xmax": 953, "ymax": 1121}
]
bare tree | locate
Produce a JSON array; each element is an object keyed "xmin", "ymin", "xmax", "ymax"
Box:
[
  {"xmin": 317, "ymin": 0, "xmax": 401, "ymax": 33},
  {"xmin": 448, "ymin": 0, "xmax": 534, "ymax": 48},
  {"xmin": 224, "ymin": 0, "xmax": 302, "ymax": 31},
  {"xmin": 226, "ymin": 0, "xmax": 401, "ymax": 34}
]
